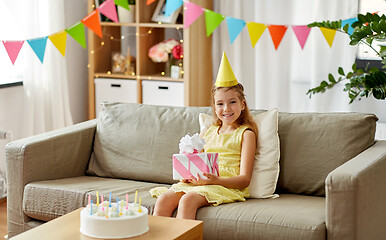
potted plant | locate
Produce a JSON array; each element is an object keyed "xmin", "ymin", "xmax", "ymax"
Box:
[
  {"xmin": 306, "ymin": 13, "xmax": 386, "ymax": 103},
  {"xmin": 118, "ymin": 0, "xmax": 136, "ymax": 23}
]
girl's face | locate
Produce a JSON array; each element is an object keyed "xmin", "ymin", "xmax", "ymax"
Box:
[{"xmin": 214, "ymin": 88, "xmax": 245, "ymax": 127}]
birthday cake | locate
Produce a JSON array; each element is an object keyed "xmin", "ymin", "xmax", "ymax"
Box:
[{"xmin": 80, "ymin": 200, "xmax": 149, "ymax": 239}]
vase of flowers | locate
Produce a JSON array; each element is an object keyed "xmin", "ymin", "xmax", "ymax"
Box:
[{"xmin": 148, "ymin": 39, "xmax": 183, "ymax": 77}]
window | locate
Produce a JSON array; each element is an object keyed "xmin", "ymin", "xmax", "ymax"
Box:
[{"xmin": 0, "ymin": 1, "xmax": 25, "ymax": 88}]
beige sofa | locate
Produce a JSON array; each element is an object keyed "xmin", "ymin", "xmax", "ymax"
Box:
[{"xmin": 6, "ymin": 103, "xmax": 386, "ymax": 239}]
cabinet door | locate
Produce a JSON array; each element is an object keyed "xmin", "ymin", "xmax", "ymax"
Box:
[
  {"xmin": 142, "ymin": 80, "xmax": 184, "ymax": 106},
  {"xmin": 95, "ymin": 78, "xmax": 137, "ymax": 117}
]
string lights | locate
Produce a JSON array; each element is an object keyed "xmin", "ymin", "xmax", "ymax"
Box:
[{"xmin": 89, "ymin": 26, "xmax": 184, "ymax": 78}]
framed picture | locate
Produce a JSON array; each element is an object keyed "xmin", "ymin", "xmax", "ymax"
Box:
[{"xmin": 151, "ymin": 0, "xmax": 181, "ymax": 24}]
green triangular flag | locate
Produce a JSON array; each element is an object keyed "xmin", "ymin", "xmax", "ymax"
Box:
[
  {"xmin": 115, "ymin": 0, "xmax": 130, "ymax": 11},
  {"xmin": 204, "ymin": 10, "xmax": 225, "ymax": 37},
  {"xmin": 65, "ymin": 22, "xmax": 86, "ymax": 48}
]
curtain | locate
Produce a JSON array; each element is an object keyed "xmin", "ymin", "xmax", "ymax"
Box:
[
  {"xmin": 0, "ymin": 0, "xmax": 74, "ymax": 197},
  {"xmin": 2, "ymin": 0, "xmax": 73, "ymax": 136},
  {"xmin": 212, "ymin": 0, "xmax": 385, "ymax": 122}
]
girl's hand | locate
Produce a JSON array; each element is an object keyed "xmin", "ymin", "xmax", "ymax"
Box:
[
  {"xmin": 189, "ymin": 173, "xmax": 219, "ymax": 186},
  {"xmin": 180, "ymin": 178, "xmax": 192, "ymax": 183}
]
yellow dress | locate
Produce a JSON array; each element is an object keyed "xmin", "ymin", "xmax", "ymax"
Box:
[{"xmin": 150, "ymin": 125, "xmax": 250, "ymax": 206}]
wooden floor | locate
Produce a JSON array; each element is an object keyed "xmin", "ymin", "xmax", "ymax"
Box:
[{"xmin": 0, "ymin": 198, "xmax": 6, "ymax": 239}]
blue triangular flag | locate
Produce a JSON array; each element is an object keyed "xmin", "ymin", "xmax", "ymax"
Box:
[
  {"xmin": 342, "ymin": 17, "xmax": 357, "ymax": 35},
  {"xmin": 27, "ymin": 37, "xmax": 48, "ymax": 63},
  {"xmin": 226, "ymin": 17, "xmax": 246, "ymax": 44},
  {"xmin": 165, "ymin": 0, "xmax": 183, "ymax": 16}
]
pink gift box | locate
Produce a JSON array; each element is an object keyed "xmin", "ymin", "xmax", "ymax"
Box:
[{"xmin": 173, "ymin": 152, "xmax": 219, "ymax": 180}]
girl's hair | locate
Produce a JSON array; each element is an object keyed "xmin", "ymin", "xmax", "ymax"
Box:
[{"xmin": 210, "ymin": 83, "xmax": 258, "ymax": 136}]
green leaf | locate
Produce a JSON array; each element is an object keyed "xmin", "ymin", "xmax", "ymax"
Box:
[
  {"xmin": 358, "ymin": 14, "xmax": 366, "ymax": 23},
  {"xmin": 370, "ymin": 67, "xmax": 379, "ymax": 73},
  {"xmin": 357, "ymin": 68, "xmax": 365, "ymax": 74},
  {"xmin": 366, "ymin": 37, "xmax": 374, "ymax": 45},
  {"xmin": 321, "ymin": 80, "xmax": 329, "ymax": 87},
  {"xmin": 380, "ymin": 19, "xmax": 386, "ymax": 32},
  {"xmin": 338, "ymin": 67, "xmax": 345, "ymax": 76},
  {"xmin": 328, "ymin": 74, "xmax": 336, "ymax": 83},
  {"xmin": 343, "ymin": 23, "xmax": 349, "ymax": 33},
  {"xmin": 370, "ymin": 22, "xmax": 382, "ymax": 34},
  {"xmin": 347, "ymin": 72, "xmax": 354, "ymax": 78},
  {"xmin": 352, "ymin": 63, "xmax": 357, "ymax": 72},
  {"xmin": 349, "ymin": 39, "xmax": 360, "ymax": 45},
  {"xmin": 307, "ymin": 22, "xmax": 319, "ymax": 28}
]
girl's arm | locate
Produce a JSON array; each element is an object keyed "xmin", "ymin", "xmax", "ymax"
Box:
[{"xmin": 190, "ymin": 130, "xmax": 256, "ymax": 189}]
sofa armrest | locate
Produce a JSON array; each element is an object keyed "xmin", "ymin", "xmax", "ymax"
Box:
[
  {"xmin": 325, "ymin": 140, "xmax": 386, "ymax": 240},
  {"xmin": 5, "ymin": 119, "xmax": 96, "ymax": 237}
]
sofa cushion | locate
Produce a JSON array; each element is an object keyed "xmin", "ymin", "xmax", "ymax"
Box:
[
  {"xmin": 87, "ymin": 103, "xmax": 211, "ymax": 184},
  {"xmin": 197, "ymin": 194, "xmax": 325, "ymax": 240},
  {"xmin": 277, "ymin": 112, "xmax": 377, "ymax": 196},
  {"xmin": 23, "ymin": 176, "xmax": 170, "ymax": 221}
]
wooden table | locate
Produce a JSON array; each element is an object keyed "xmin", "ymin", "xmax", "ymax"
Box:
[{"xmin": 12, "ymin": 209, "xmax": 203, "ymax": 240}]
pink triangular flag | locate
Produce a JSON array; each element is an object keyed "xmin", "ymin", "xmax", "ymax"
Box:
[
  {"xmin": 2, "ymin": 41, "xmax": 24, "ymax": 65},
  {"xmin": 98, "ymin": 0, "xmax": 118, "ymax": 23},
  {"xmin": 184, "ymin": 1, "xmax": 204, "ymax": 29},
  {"xmin": 292, "ymin": 25, "xmax": 311, "ymax": 49}
]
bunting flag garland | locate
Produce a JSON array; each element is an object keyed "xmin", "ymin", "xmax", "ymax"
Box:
[
  {"xmin": 184, "ymin": 1, "xmax": 204, "ymax": 29},
  {"xmin": 147, "ymin": 0, "xmax": 157, "ymax": 5},
  {"xmin": 66, "ymin": 22, "xmax": 86, "ymax": 49},
  {"xmin": 99, "ymin": 0, "xmax": 119, "ymax": 23},
  {"xmin": 205, "ymin": 10, "xmax": 225, "ymax": 37},
  {"xmin": 49, "ymin": 31, "xmax": 67, "ymax": 57},
  {"xmin": 114, "ymin": 0, "xmax": 130, "ymax": 11},
  {"xmin": 0, "ymin": 0, "xmax": 365, "ymax": 65},
  {"xmin": 2, "ymin": 41, "xmax": 24, "ymax": 65},
  {"xmin": 27, "ymin": 37, "xmax": 48, "ymax": 63},
  {"xmin": 81, "ymin": 10, "xmax": 103, "ymax": 38},
  {"xmin": 246, "ymin": 22, "xmax": 266, "ymax": 48},
  {"xmin": 226, "ymin": 17, "xmax": 246, "ymax": 44},
  {"xmin": 292, "ymin": 25, "xmax": 311, "ymax": 49},
  {"xmin": 320, "ymin": 27, "xmax": 337, "ymax": 47},
  {"xmin": 165, "ymin": 0, "xmax": 183, "ymax": 17},
  {"xmin": 268, "ymin": 25, "xmax": 288, "ymax": 50}
]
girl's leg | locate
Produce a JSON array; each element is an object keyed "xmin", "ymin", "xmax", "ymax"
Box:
[
  {"xmin": 153, "ymin": 190, "xmax": 184, "ymax": 217},
  {"xmin": 176, "ymin": 191, "xmax": 210, "ymax": 220}
]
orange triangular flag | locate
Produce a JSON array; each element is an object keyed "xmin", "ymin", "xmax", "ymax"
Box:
[
  {"xmin": 147, "ymin": 0, "xmax": 156, "ymax": 5},
  {"xmin": 268, "ymin": 25, "xmax": 287, "ymax": 50},
  {"xmin": 81, "ymin": 10, "xmax": 103, "ymax": 38},
  {"xmin": 319, "ymin": 27, "xmax": 336, "ymax": 48},
  {"xmin": 48, "ymin": 31, "xmax": 67, "ymax": 57},
  {"xmin": 246, "ymin": 22, "xmax": 266, "ymax": 48}
]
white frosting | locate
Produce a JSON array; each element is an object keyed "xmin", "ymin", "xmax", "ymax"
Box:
[{"xmin": 80, "ymin": 202, "xmax": 149, "ymax": 239}]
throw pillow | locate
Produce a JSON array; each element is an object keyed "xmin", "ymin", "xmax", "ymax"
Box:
[{"xmin": 198, "ymin": 109, "xmax": 280, "ymax": 198}]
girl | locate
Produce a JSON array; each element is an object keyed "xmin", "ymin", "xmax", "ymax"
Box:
[{"xmin": 150, "ymin": 53, "xmax": 257, "ymax": 220}]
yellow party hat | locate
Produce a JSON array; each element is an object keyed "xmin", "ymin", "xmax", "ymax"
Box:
[{"xmin": 215, "ymin": 52, "xmax": 238, "ymax": 87}]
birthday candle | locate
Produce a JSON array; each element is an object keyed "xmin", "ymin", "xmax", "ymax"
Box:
[
  {"xmin": 116, "ymin": 197, "xmax": 119, "ymax": 214},
  {"xmin": 126, "ymin": 194, "xmax": 129, "ymax": 210},
  {"xmin": 88, "ymin": 194, "xmax": 91, "ymax": 206},
  {"xmin": 106, "ymin": 206, "xmax": 109, "ymax": 218},
  {"xmin": 90, "ymin": 200, "xmax": 93, "ymax": 215},
  {"xmin": 135, "ymin": 190, "xmax": 138, "ymax": 204},
  {"xmin": 109, "ymin": 192, "xmax": 112, "ymax": 207},
  {"xmin": 101, "ymin": 194, "xmax": 104, "ymax": 203},
  {"xmin": 96, "ymin": 191, "xmax": 99, "ymax": 206},
  {"xmin": 138, "ymin": 197, "xmax": 142, "ymax": 212}
]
